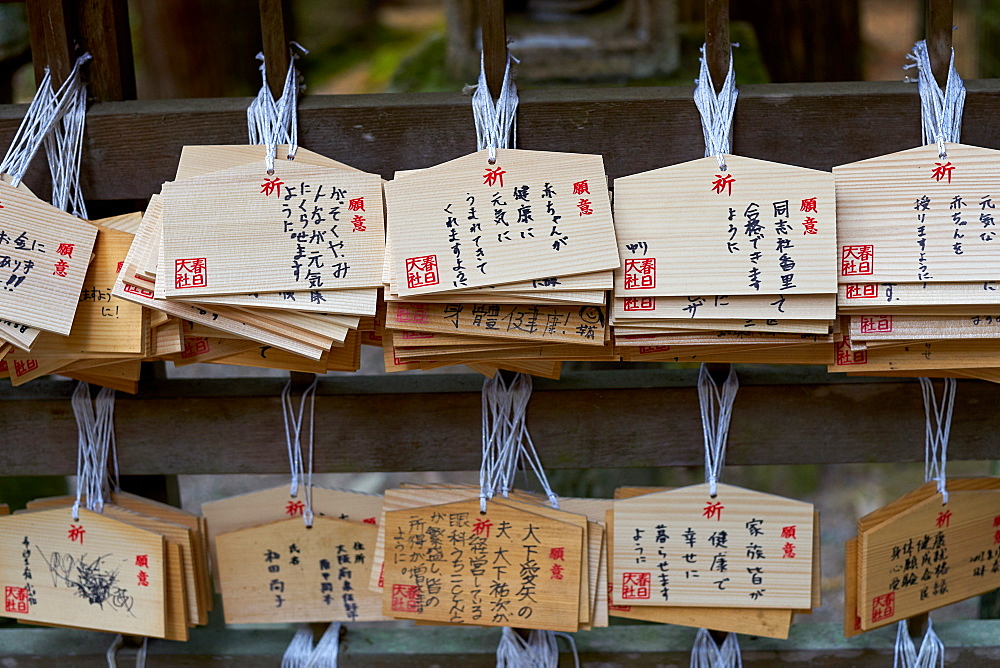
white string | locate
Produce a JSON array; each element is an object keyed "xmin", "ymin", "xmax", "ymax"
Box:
[
  {"xmin": 282, "ymin": 623, "xmax": 342, "ymax": 668},
  {"xmin": 105, "ymin": 634, "xmax": 147, "ymax": 668},
  {"xmin": 281, "ymin": 377, "xmax": 319, "ymax": 526},
  {"xmin": 690, "ymin": 628, "xmax": 743, "ymax": 668},
  {"xmin": 693, "ymin": 44, "xmax": 738, "ymax": 171},
  {"xmin": 905, "ymin": 40, "xmax": 965, "ymax": 157},
  {"xmin": 106, "ymin": 634, "xmax": 123, "ymax": 668},
  {"xmin": 894, "ymin": 618, "xmax": 946, "ymax": 668},
  {"xmin": 71, "ymin": 382, "xmax": 116, "ymax": 520},
  {"xmin": 0, "ymin": 53, "xmax": 91, "ymax": 187},
  {"xmin": 471, "ymin": 51, "xmax": 519, "ymax": 163},
  {"xmin": 306, "ymin": 622, "xmax": 342, "ymax": 668},
  {"xmin": 44, "ymin": 75, "xmax": 89, "ymax": 218},
  {"xmin": 281, "ymin": 626, "xmax": 316, "ymax": 668},
  {"xmin": 247, "ymin": 44, "xmax": 307, "ymax": 173},
  {"xmin": 698, "ymin": 365, "xmax": 739, "ymax": 497},
  {"xmin": 496, "ymin": 627, "xmax": 579, "ymax": 668},
  {"xmin": 919, "ymin": 377, "xmax": 956, "ymax": 504},
  {"xmin": 479, "ymin": 374, "xmax": 559, "ymax": 512}
]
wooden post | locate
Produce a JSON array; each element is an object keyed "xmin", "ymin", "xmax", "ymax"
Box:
[
  {"xmin": 705, "ymin": 0, "xmax": 730, "ymax": 92},
  {"xmin": 77, "ymin": 0, "xmax": 136, "ymax": 101},
  {"xmin": 925, "ymin": 0, "xmax": 954, "ymax": 88},
  {"xmin": 259, "ymin": 0, "xmax": 293, "ymax": 99},
  {"xmin": 25, "ymin": 0, "xmax": 74, "ymax": 87},
  {"xmin": 481, "ymin": 0, "xmax": 507, "ymax": 100}
]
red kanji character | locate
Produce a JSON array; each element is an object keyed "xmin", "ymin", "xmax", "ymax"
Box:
[
  {"xmin": 577, "ymin": 198, "xmax": 594, "ymax": 216},
  {"xmin": 703, "ymin": 501, "xmax": 724, "ymax": 521},
  {"xmin": 711, "ymin": 173, "xmax": 735, "ymax": 196},
  {"xmin": 846, "ymin": 284, "xmax": 878, "ymax": 299},
  {"xmin": 836, "ymin": 338, "xmax": 868, "ymax": 366},
  {"xmin": 550, "ymin": 563, "xmax": 564, "ymax": 580},
  {"xmin": 572, "ymin": 180, "xmax": 590, "ymax": 195},
  {"xmin": 52, "ymin": 259, "xmax": 69, "ymax": 277},
  {"xmin": 68, "ymin": 524, "xmax": 86, "ymax": 544},
  {"xmin": 56, "ymin": 243, "xmax": 75, "ymax": 258},
  {"xmin": 472, "ymin": 518, "xmax": 492, "ymax": 538},
  {"xmin": 932, "ymin": 161, "xmax": 955, "ymax": 183},
  {"xmin": 549, "ymin": 547, "xmax": 564, "ymax": 561},
  {"xmin": 135, "ymin": 554, "xmax": 149, "ymax": 568},
  {"xmin": 860, "ymin": 315, "xmax": 893, "ymax": 334},
  {"xmin": 391, "ymin": 584, "xmax": 422, "ymax": 612},
  {"xmin": 260, "ymin": 176, "xmax": 283, "ymax": 197},
  {"xmin": 800, "ymin": 198, "xmax": 818, "ymax": 213},
  {"xmin": 351, "ymin": 215, "xmax": 366, "ymax": 232},
  {"xmin": 137, "ymin": 571, "xmax": 149, "ymax": 587},
  {"xmin": 483, "ymin": 166, "xmax": 505, "ymax": 187},
  {"xmin": 781, "ymin": 526, "xmax": 797, "ymax": 539},
  {"xmin": 285, "ymin": 500, "xmax": 305, "ymax": 517},
  {"xmin": 623, "ymin": 297, "xmax": 656, "ymax": 311},
  {"xmin": 802, "ymin": 217, "xmax": 818, "ymax": 235},
  {"xmin": 936, "ymin": 510, "xmax": 952, "ymax": 528},
  {"xmin": 782, "ymin": 542, "xmax": 796, "ymax": 558},
  {"xmin": 348, "ymin": 197, "xmax": 365, "ymax": 211}
]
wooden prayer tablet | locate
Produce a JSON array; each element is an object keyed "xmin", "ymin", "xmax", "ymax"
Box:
[
  {"xmin": 382, "ymin": 498, "xmax": 584, "ymax": 632},
  {"xmin": 202, "ymin": 485, "xmax": 382, "ymax": 590},
  {"xmin": 385, "ymin": 148, "xmax": 619, "ymax": 296},
  {"xmin": 837, "ymin": 280, "xmax": 1000, "ymax": 308},
  {"xmin": 857, "ymin": 485, "xmax": 1000, "ymax": 631},
  {"xmin": 159, "ymin": 160, "xmax": 384, "ymax": 298},
  {"xmin": 848, "ymin": 314, "xmax": 1000, "ymax": 340},
  {"xmin": 0, "ymin": 180, "xmax": 98, "ymax": 335},
  {"xmin": 613, "ymin": 293, "xmax": 836, "ymax": 321},
  {"xmin": 0, "ymin": 507, "xmax": 167, "ymax": 637},
  {"xmin": 835, "ymin": 142, "xmax": 1000, "ymax": 283},
  {"xmin": 612, "ymin": 482, "xmax": 814, "ymax": 609},
  {"xmin": 215, "ymin": 516, "xmax": 385, "ymax": 624},
  {"xmin": 386, "ymin": 301, "xmax": 607, "ymax": 346},
  {"xmin": 613, "ymin": 154, "xmax": 836, "ymax": 297}
]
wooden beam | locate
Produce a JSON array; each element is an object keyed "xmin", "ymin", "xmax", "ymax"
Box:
[
  {"xmin": 1, "ymin": 621, "xmax": 999, "ymax": 666},
  {"xmin": 0, "ymin": 371, "xmax": 997, "ymax": 476},
  {"xmin": 4, "ymin": 80, "xmax": 1000, "ymax": 201}
]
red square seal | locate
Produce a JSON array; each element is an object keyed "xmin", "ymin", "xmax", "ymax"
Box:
[
  {"xmin": 5, "ymin": 586, "xmax": 29, "ymax": 614},
  {"xmin": 621, "ymin": 572, "xmax": 651, "ymax": 600},
  {"xmin": 405, "ymin": 255, "xmax": 439, "ymax": 289},
  {"xmin": 623, "ymin": 297, "xmax": 656, "ymax": 311},
  {"xmin": 175, "ymin": 258, "xmax": 208, "ymax": 289},
  {"xmin": 835, "ymin": 338, "xmax": 868, "ymax": 366},
  {"xmin": 624, "ymin": 259, "xmax": 656, "ymax": 290},
  {"xmin": 391, "ymin": 584, "xmax": 422, "ymax": 612},
  {"xmin": 871, "ymin": 592, "xmax": 895, "ymax": 622},
  {"xmin": 841, "ymin": 245, "xmax": 874, "ymax": 276},
  {"xmin": 845, "ymin": 284, "xmax": 878, "ymax": 299},
  {"xmin": 181, "ymin": 337, "xmax": 211, "ymax": 359},
  {"xmin": 860, "ymin": 315, "xmax": 893, "ymax": 334}
]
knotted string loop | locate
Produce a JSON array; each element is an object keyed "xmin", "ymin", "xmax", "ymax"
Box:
[
  {"xmin": 905, "ymin": 40, "xmax": 965, "ymax": 157},
  {"xmin": 698, "ymin": 364, "xmax": 739, "ymax": 497},
  {"xmin": 894, "ymin": 618, "xmax": 945, "ymax": 668},
  {"xmin": 471, "ymin": 51, "xmax": 519, "ymax": 163},
  {"xmin": 919, "ymin": 377, "xmax": 956, "ymax": 504},
  {"xmin": 690, "ymin": 628, "xmax": 743, "ymax": 668},
  {"xmin": 496, "ymin": 627, "xmax": 579, "ymax": 668},
  {"xmin": 71, "ymin": 382, "xmax": 117, "ymax": 521},
  {"xmin": 281, "ymin": 376, "xmax": 319, "ymax": 526},
  {"xmin": 693, "ymin": 45, "xmax": 738, "ymax": 171},
  {"xmin": 247, "ymin": 43, "xmax": 307, "ymax": 173}
]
